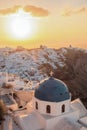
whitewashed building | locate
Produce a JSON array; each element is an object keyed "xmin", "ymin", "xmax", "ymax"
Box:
[{"xmin": 13, "ymin": 76, "xmax": 87, "ymax": 130}]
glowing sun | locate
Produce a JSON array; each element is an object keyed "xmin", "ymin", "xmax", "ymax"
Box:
[{"xmin": 7, "ymin": 9, "xmax": 37, "ymax": 39}]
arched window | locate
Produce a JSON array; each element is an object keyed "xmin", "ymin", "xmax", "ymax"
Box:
[
  {"xmin": 35, "ymin": 102, "xmax": 38, "ymax": 110},
  {"xmin": 46, "ymin": 105, "xmax": 51, "ymax": 113},
  {"xmin": 62, "ymin": 104, "xmax": 65, "ymax": 113}
]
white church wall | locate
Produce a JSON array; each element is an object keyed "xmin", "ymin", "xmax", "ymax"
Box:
[
  {"xmin": 35, "ymin": 112, "xmax": 47, "ymax": 129},
  {"xmin": 63, "ymin": 108, "xmax": 80, "ymax": 121},
  {"xmin": 45, "ymin": 108, "xmax": 80, "ymax": 130},
  {"xmin": 33, "ymin": 97, "xmax": 71, "ymax": 116},
  {"xmin": 71, "ymin": 99, "xmax": 87, "ymax": 118}
]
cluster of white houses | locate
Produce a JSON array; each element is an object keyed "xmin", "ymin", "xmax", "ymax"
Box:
[{"xmin": 0, "ymin": 76, "xmax": 87, "ymax": 130}]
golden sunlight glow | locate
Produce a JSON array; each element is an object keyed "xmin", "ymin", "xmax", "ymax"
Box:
[{"xmin": 7, "ymin": 9, "xmax": 37, "ymax": 40}]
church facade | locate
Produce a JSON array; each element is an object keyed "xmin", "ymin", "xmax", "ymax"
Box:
[{"xmin": 4, "ymin": 76, "xmax": 87, "ymax": 130}]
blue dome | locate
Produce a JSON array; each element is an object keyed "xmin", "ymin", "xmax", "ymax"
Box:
[{"xmin": 35, "ymin": 77, "xmax": 70, "ymax": 102}]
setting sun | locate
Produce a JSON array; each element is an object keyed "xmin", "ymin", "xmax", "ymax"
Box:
[
  {"xmin": 0, "ymin": 1, "xmax": 87, "ymax": 49},
  {"xmin": 7, "ymin": 9, "xmax": 37, "ymax": 40}
]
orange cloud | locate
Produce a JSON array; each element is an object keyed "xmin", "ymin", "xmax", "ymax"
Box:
[
  {"xmin": 63, "ymin": 7, "xmax": 87, "ymax": 16},
  {"xmin": 0, "ymin": 5, "xmax": 49, "ymax": 17},
  {"xmin": 0, "ymin": 6, "xmax": 20, "ymax": 15},
  {"xmin": 23, "ymin": 5, "xmax": 49, "ymax": 17}
]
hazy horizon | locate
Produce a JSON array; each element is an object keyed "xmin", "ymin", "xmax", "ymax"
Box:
[{"xmin": 0, "ymin": 43, "xmax": 87, "ymax": 50}]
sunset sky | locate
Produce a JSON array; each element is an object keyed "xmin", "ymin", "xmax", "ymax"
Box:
[{"xmin": 0, "ymin": 0, "xmax": 87, "ymax": 49}]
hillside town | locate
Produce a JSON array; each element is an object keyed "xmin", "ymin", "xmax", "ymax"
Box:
[{"xmin": 0, "ymin": 46, "xmax": 87, "ymax": 130}]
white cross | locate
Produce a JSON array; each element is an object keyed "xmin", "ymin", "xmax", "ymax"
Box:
[{"xmin": 50, "ymin": 71, "xmax": 54, "ymax": 77}]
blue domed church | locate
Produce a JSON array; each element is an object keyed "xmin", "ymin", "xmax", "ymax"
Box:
[
  {"xmin": 34, "ymin": 77, "xmax": 71, "ymax": 116},
  {"xmin": 13, "ymin": 76, "xmax": 87, "ymax": 130}
]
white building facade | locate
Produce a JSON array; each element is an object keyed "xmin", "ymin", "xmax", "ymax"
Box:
[{"xmin": 12, "ymin": 77, "xmax": 87, "ymax": 130}]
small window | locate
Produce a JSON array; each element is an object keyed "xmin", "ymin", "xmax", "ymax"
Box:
[
  {"xmin": 62, "ymin": 104, "xmax": 65, "ymax": 113},
  {"xmin": 46, "ymin": 105, "xmax": 51, "ymax": 113},
  {"xmin": 35, "ymin": 102, "xmax": 38, "ymax": 110}
]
